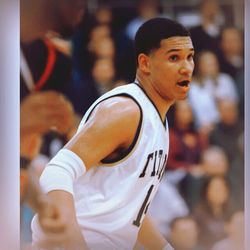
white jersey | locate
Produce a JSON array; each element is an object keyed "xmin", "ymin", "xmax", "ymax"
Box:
[{"xmin": 33, "ymin": 83, "xmax": 169, "ymax": 250}]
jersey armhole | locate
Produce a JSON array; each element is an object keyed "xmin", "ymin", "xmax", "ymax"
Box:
[{"xmin": 84, "ymin": 93, "xmax": 143, "ymax": 165}]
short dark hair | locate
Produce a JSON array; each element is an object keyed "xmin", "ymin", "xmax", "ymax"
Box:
[{"xmin": 135, "ymin": 17, "xmax": 190, "ymax": 60}]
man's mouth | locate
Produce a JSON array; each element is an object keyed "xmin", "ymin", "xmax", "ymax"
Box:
[{"xmin": 177, "ymin": 80, "xmax": 190, "ymax": 87}]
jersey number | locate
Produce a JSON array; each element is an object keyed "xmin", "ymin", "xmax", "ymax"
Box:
[{"xmin": 133, "ymin": 185, "xmax": 154, "ymax": 227}]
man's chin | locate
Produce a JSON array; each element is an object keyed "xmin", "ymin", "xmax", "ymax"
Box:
[{"xmin": 176, "ymin": 94, "xmax": 188, "ymax": 101}]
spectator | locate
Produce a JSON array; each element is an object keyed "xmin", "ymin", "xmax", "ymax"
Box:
[
  {"xmin": 192, "ymin": 176, "xmax": 233, "ymax": 249},
  {"xmin": 91, "ymin": 57, "xmax": 116, "ymax": 95},
  {"xmin": 189, "ymin": 50, "xmax": 238, "ymax": 134},
  {"xmin": 168, "ymin": 216, "xmax": 200, "ymax": 250},
  {"xmin": 94, "ymin": 5, "xmax": 113, "ymax": 26},
  {"xmin": 212, "ymin": 210, "xmax": 244, "ymax": 250},
  {"xmin": 218, "ymin": 27, "xmax": 244, "ymax": 79},
  {"xmin": 209, "ymin": 99, "xmax": 243, "ymax": 162},
  {"xmin": 167, "ymin": 100, "xmax": 207, "ymax": 172},
  {"xmin": 20, "ymin": 0, "xmax": 87, "ymax": 249},
  {"xmin": 189, "ymin": 0, "xmax": 224, "ymax": 54},
  {"xmin": 125, "ymin": 0, "xmax": 161, "ymax": 40},
  {"xmin": 209, "ymin": 99, "xmax": 244, "ymax": 208},
  {"xmin": 180, "ymin": 146, "xmax": 229, "ymax": 210}
]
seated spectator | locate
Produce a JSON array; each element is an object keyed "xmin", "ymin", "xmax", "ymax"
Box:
[
  {"xmin": 180, "ymin": 146, "xmax": 229, "ymax": 210},
  {"xmin": 94, "ymin": 5, "xmax": 113, "ymax": 26},
  {"xmin": 91, "ymin": 57, "xmax": 116, "ymax": 95},
  {"xmin": 209, "ymin": 99, "xmax": 243, "ymax": 162},
  {"xmin": 125, "ymin": 0, "xmax": 161, "ymax": 40},
  {"xmin": 90, "ymin": 36, "xmax": 115, "ymax": 60},
  {"xmin": 218, "ymin": 27, "xmax": 244, "ymax": 79},
  {"xmin": 189, "ymin": 0, "xmax": 224, "ymax": 54},
  {"xmin": 168, "ymin": 216, "xmax": 200, "ymax": 250},
  {"xmin": 167, "ymin": 100, "xmax": 207, "ymax": 172},
  {"xmin": 87, "ymin": 24, "xmax": 112, "ymax": 54},
  {"xmin": 192, "ymin": 176, "xmax": 233, "ymax": 250},
  {"xmin": 189, "ymin": 50, "xmax": 238, "ymax": 134},
  {"xmin": 212, "ymin": 210, "xmax": 244, "ymax": 250},
  {"xmin": 209, "ymin": 99, "xmax": 244, "ymax": 208}
]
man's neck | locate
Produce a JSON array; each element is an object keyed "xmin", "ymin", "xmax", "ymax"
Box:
[{"xmin": 135, "ymin": 71, "xmax": 174, "ymax": 122}]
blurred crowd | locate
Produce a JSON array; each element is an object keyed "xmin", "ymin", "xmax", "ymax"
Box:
[{"xmin": 20, "ymin": 0, "xmax": 244, "ymax": 249}]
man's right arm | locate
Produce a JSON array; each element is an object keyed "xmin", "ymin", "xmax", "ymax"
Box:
[{"xmin": 38, "ymin": 96, "xmax": 141, "ymax": 249}]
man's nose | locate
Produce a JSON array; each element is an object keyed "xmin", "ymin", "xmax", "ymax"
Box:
[{"xmin": 179, "ymin": 61, "xmax": 194, "ymax": 76}]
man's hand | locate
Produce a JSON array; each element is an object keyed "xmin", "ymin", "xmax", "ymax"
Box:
[{"xmin": 32, "ymin": 190, "xmax": 89, "ymax": 250}]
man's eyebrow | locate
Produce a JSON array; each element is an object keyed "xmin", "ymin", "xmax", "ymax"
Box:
[{"xmin": 166, "ymin": 48, "xmax": 194, "ymax": 53}]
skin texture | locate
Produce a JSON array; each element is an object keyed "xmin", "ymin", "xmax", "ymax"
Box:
[{"xmin": 42, "ymin": 36, "xmax": 194, "ymax": 249}]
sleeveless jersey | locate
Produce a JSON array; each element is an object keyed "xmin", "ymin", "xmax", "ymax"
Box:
[
  {"xmin": 32, "ymin": 83, "xmax": 170, "ymax": 250},
  {"xmin": 74, "ymin": 83, "xmax": 169, "ymax": 250}
]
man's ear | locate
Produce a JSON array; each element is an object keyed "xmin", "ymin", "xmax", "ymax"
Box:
[{"xmin": 138, "ymin": 53, "xmax": 151, "ymax": 73}]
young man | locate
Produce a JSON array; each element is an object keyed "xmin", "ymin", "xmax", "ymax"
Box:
[{"xmin": 32, "ymin": 17, "xmax": 195, "ymax": 250}]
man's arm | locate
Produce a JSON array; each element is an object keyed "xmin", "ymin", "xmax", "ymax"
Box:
[
  {"xmin": 38, "ymin": 97, "xmax": 141, "ymax": 249},
  {"xmin": 137, "ymin": 215, "xmax": 174, "ymax": 250}
]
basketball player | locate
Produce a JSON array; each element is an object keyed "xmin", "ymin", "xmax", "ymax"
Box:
[{"xmin": 31, "ymin": 17, "xmax": 195, "ymax": 250}]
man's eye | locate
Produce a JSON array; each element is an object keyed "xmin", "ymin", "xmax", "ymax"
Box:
[{"xmin": 169, "ymin": 55, "xmax": 178, "ymax": 61}]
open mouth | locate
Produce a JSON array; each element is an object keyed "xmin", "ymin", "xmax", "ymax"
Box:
[{"xmin": 177, "ymin": 80, "xmax": 190, "ymax": 87}]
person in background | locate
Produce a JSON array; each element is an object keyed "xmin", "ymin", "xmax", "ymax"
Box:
[
  {"xmin": 180, "ymin": 146, "xmax": 229, "ymax": 210},
  {"xmin": 188, "ymin": 50, "xmax": 238, "ymax": 134},
  {"xmin": 192, "ymin": 176, "xmax": 233, "ymax": 250},
  {"xmin": 168, "ymin": 216, "xmax": 200, "ymax": 250},
  {"xmin": 212, "ymin": 210, "xmax": 244, "ymax": 250},
  {"xmin": 218, "ymin": 27, "xmax": 244, "ymax": 79},
  {"xmin": 20, "ymin": 1, "xmax": 87, "ymax": 249},
  {"xmin": 209, "ymin": 99, "xmax": 244, "ymax": 209},
  {"xmin": 189, "ymin": 0, "xmax": 224, "ymax": 54},
  {"xmin": 167, "ymin": 99, "xmax": 207, "ymax": 172},
  {"xmin": 125, "ymin": 0, "xmax": 161, "ymax": 40}
]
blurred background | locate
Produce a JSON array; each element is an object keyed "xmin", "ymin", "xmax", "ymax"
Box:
[{"xmin": 20, "ymin": 0, "xmax": 245, "ymax": 249}]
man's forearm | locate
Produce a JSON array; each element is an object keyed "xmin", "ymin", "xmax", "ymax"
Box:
[{"xmin": 137, "ymin": 215, "xmax": 168, "ymax": 250}]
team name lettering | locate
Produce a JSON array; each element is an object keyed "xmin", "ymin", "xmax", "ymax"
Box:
[{"xmin": 139, "ymin": 150, "xmax": 167, "ymax": 180}]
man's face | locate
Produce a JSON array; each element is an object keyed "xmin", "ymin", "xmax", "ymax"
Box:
[
  {"xmin": 145, "ymin": 36, "xmax": 194, "ymax": 102},
  {"xmin": 51, "ymin": 0, "xmax": 85, "ymax": 38}
]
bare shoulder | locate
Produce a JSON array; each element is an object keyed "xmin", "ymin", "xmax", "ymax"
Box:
[
  {"xmin": 66, "ymin": 96, "xmax": 142, "ymax": 167},
  {"xmin": 89, "ymin": 96, "xmax": 141, "ymax": 129}
]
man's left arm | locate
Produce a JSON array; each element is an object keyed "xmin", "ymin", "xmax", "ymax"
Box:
[{"xmin": 137, "ymin": 215, "xmax": 174, "ymax": 250}]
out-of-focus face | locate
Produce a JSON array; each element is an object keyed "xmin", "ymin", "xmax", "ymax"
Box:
[
  {"xmin": 142, "ymin": 36, "xmax": 194, "ymax": 102},
  {"xmin": 92, "ymin": 58, "xmax": 115, "ymax": 84},
  {"xmin": 221, "ymin": 28, "xmax": 243, "ymax": 56},
  {"xmin": 94, "ymin": 37, "xmax": 115, "ymax": 58},
  {"xmin": 95, "ymin": 7, "xmax": 112, "ymax": 25},
  {"xmin": 218, "ymin": 100, "xmax": 238, "ymax": 125},
  {"xmin": 207, "ymin": 177, "xmax": 229, "ymax": 206},
  {"xmin": 51, "ymin": 0, "xmax": 85, "ymax": 38},
  {"xmin": 197, "ymin": 51, "xmax": 219, "ymax": 78},
  {"xmin": 202, "ymin": 148, "xmax": 228, "ymax": 176},
  {"xmin": 175, "ymin": 100, "xmax": 193, "ymax": 127},
  {"xmin": 201, "ymin": 0, "xmax": 220, "ymax": 20},
  {"xmin": 171, "ymin": 218, "xmax": 199, "ymax": 250}
]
